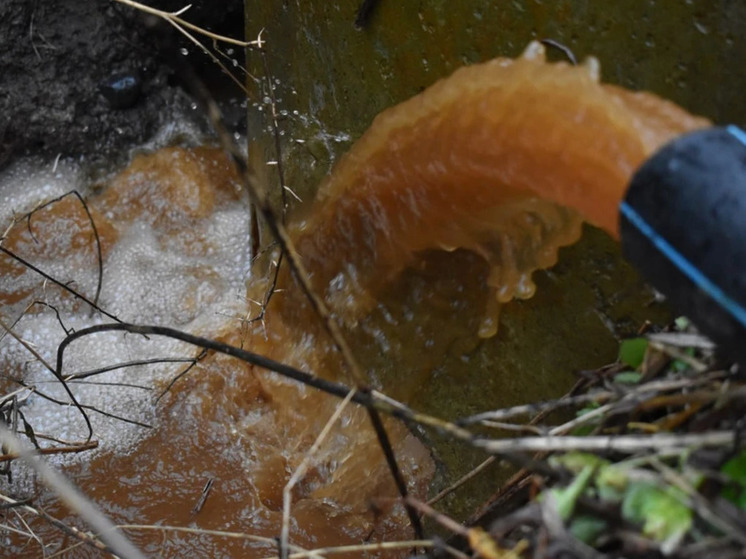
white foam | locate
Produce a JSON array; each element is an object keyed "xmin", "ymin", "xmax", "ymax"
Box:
[
  {"xmin": 0, "ymin": 147, "xmax": 251, "ymax": 466},
  {"xmin": 0, "ymin": 157, "xmax": 84, "ymax": 224}
]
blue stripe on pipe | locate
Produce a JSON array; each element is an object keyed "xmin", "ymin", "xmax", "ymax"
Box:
[
  {"xmin": 727, "ymin": 124, "xmax": 746, "ymax": 146},
  {"xmin": 620, "ymin": 200, "xmax": 746, "ymax": 329}
]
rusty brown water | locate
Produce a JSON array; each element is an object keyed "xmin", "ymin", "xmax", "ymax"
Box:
[{"xmin": 0, "ymin": 46, "xmax": 703, "ymax": 555}]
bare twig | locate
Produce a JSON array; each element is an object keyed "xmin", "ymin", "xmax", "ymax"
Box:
[
  {"xmin": 0, "ymin": 315, "xmax": 56, "ymax": 374},
  {"xmin": 117, "ymin": 523, "xmax": 309, "ymax": 552},
  {"xmin": 114, "ymin": 0, "xmax": 263, "ymax": 48},
  {"xmin": 0, "ymin": 441, "xmax": 98, "ymax": 463},
  {"xmin": 279, "ymin": 539, "xmax": 438, "ymax": 559},
  {"xmin": 427, "ymin": 456, "xmax": 497, "ymax": 506},
  {"xmin": 166, "ymin": 44, "xmax": 425, "ymax": 537},
  {"xmin": 66, "ymin": 356, "xmax": 202, "ymax": 382},
  {"xmin": 54, "ymin": 322, "xmax": 472, "ymax": 445},
  {"xmin": 156, "ymin": 348, "xmax": 209, "ymax": 402},
  {"xmin": 473, "ymin": 431, "xmax": 737, "ymax": 454},
  {"xmin": 0, "ymin": 245, "xmax": 121, "ymax": 323},
  {"xmin": 0, "ymin": 425, "xmax": 147, "ymax": 559},
  {"xmin": 0, "ymin": 315, "xmax": 93, "ymax": 441},
  {"xmin": 190, "ymin": 478, "xmax": 214, "ymax": 515},
  {"xmin": 25, "ymin": 191, "xmax": 105, "ymax": 309},
  {"xmin": 280, "ymin": 389, "xmax": 356, "ymax": 559},
  {"xmin": 113, "ymin": 0, "xmax": 264, "ymax": 91}
]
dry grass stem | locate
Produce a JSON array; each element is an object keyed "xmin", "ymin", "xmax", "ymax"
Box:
[
  {"xmin": 280, "ymin": 389, "xmax": 356, "ymax": 559},
  {"xmin": 0, "ymin": 425, "xmax": 147, "ymax": 559}
]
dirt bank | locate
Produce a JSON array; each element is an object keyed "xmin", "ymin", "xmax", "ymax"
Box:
[{"xmin": 0, "ymin": 0, "xmax": 243, "ymax": 170}]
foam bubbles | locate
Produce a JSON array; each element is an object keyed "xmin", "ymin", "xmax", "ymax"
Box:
[
  {"xmin": 0, "ymin": 157, "xmax": 83, "ymax": 225},
  {"xmin": 0, "ymin": 146, "xmax": 251, "ymax": 466}
]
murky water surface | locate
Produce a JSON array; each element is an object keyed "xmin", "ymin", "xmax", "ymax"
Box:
[{"xmin": 0, "ymin": 109, "xmax": 675, "ymax": 559}]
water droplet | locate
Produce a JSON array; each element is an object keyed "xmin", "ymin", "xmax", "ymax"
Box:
[
  {"xmin": 694, "ymin": 20, "xmax": 709, "ymax": 35},
  {"xmin": 179, "ymin": 47, "xmax": 189, "ymax": 56}
]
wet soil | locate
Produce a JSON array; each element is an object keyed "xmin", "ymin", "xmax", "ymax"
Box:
[{"xmin": 0, "ymin": 0, "xmax": 243, "ymax": 171}]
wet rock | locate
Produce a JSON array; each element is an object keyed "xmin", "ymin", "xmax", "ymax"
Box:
[{"xmin": 99, "ymin": 72, "xmax": 142, "ymax": 110}]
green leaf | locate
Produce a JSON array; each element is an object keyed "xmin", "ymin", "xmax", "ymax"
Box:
[
  {"xmin": 671, "ymin": 348, "xmax": 696, "ymax": 373},
  {"xmin": 720, "ymin": 450, "xmax": 746, "ymax": 510},
  {"xmin": 621, "ymin": 482, "xmax": 692, "ymax": 552},
  {"xmin": 546, "ymin": 464, "xmax": 595, "ymax": 520},
  {"xmin": 674, "ymin": 316, "xmax": 690, "ymax": 331},
  {"xmin": 551, "ymin": 452, "xmax": 609, "ymax": 473},
  {"xmin": 575, "ymin": 402, "xmax": 600, "ymax": 417},
  {"xmin": 596, "ymin": 463, "xmax": 630, "ymax": 502},
  {"xmin": 570, "ymin": 423, "xmax": 597, "ymax": 436},
  {"xmin": 571, "ymin": 405, "xmax": 601, "ymax": 436},
  {"xmin": 619, "ymin": 337, "xmax": 649, "ymax": 369},
  {"xmin": 544, "ymin": 454, "xmax": 610, "ymax": 520},
  {"xmin": 614, "ymin": 371, "xmax": 642, "ymax": 384},
  {"xmin": 570, "ymin": 515, "xmax": 607, "ymax": 545}
]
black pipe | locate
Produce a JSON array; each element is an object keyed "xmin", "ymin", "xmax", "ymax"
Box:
[{"xmin": 620, "ymin": 126, "xmax": 746, "ymax": 366}]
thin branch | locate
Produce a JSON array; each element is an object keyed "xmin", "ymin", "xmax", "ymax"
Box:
[
  {"xmin": 0, "ymin": 246, "xmax": 121, "ymax": 323},
  {"xmin": 0, "ymin": 425, "xmax": 147, "ymax": 559},
  {"xmin": 473, "ymin": 431, "xmax": 737, "ymax": 454},
  {"xmin": 280, "ymin": 539, "xmax": 437, "ymax": 559},
  {"xmin": 156, "ymin": 348, "xmax": 208, "ymax": 402},
  {"xmin": 0, "ymin": 315, "xmax": 56, "ymax": 374},
  {"xmin": 66, "ymin": 356, "xmax": 200, "ymax": 382},
  {"xmin": 539, "ymin": 38, "xmax": 578, "ymax": 65},
  {"xmin": 116, "ymin": 523, "xmax": 309, "ymax": 552},
  {"xmin": 457, "ymin": 371, "xmax": 731, "ymax": 426},
  {"xmin": 54, "ymin": 322, "xmax": 470, "ymax": 445},
  {"xmin": 114, "ymin": 0, "xmax": 264, "ymax": 48},
  {"xmin": 427, "ymin": 456, "xmax": 497, "ymax": 506},
  {"xmin": 26, "ymin": 191, "xmax": 105, "ymax": 309},
  {"xmin": 280, "ymin": 389, "xmax": 356, "ymax": 559},
  {"xmin": 156, "ymin": 47, "xmax": 425, "ymax": 537},
  {"xmin": 0, "ymin": 314, "xmax": 93, "ymax": 441},
  {"xmin": 0, "ymin": 441, "xmax": 98, "ymax": 464},
  {"xmin": 164, "ymin": 17, "xmax": 249, "ymax": 94},
  {"xmin": 29, "ymin": 301, "xmax": 71, "ymax": 335}
]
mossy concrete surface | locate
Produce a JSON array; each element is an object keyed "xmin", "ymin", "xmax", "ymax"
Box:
[
  {"xmin": 243, "ymin": 0, "xmax": 746, "ymax": 520},
  {"xmin": 244, "ymin": 1, "xmax": 746, "ymax": 202}
]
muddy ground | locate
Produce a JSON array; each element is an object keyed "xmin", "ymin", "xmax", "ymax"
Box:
[{"xmin": 0, "ymin": 0, "xmax": 244, "ymax": 170}]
